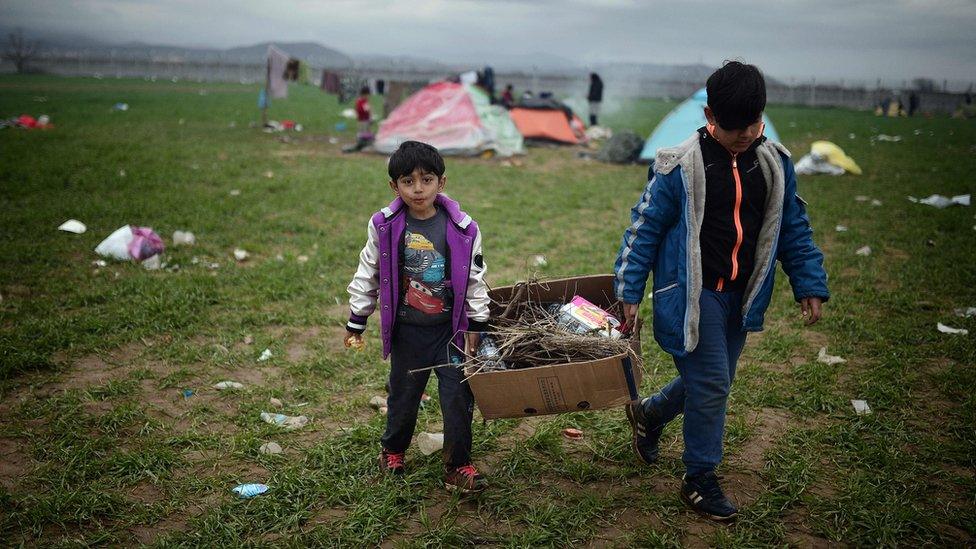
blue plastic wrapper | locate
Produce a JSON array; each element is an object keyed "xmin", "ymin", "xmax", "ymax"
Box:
[{"xmin": 232, "ymin": 483, "xmax": 269, "ymax": 498}]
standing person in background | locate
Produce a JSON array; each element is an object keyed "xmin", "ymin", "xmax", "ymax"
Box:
[
  {"xmin": 587, "ymin": 72, "xmax": 604, "ymax": 126},
  {"xmin": 355, "ymin": 86, "xmax": 373, "ymax": 140},
  {"xmin": 500, "ymin": 84, "xmax": 515, "ymax": 109}
]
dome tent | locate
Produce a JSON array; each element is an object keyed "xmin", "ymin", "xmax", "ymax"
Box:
[
  {"xmin": 509, "ymin": 97, "xmax": 587, "ymax": 145},
  {"xmin": 639, "ymin": 88, "xmax": 780, "ymax": 162},
  {"xmin": 374, "ymin": 81, "xmax": 524, "ymax": 157}
]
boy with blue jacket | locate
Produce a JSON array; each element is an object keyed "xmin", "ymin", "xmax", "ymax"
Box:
[{"xmin": 615, "ymin": 61, "xmax": 829, "ymax": 521}]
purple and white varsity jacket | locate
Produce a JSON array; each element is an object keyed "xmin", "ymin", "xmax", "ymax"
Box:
[{"xmin": 346, "ymin": 194, "xmax": 490, "ymax": 358}]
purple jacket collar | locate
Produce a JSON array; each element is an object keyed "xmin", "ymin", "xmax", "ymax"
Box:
[{"xmin": 379, "ymin": 193, "xmax": 474, "ymax": 230}]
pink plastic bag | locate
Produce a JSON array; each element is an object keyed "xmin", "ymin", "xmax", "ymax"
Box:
[{"xmin": 127, "ymin": 226, "xmax": 165, "ymax": 261}]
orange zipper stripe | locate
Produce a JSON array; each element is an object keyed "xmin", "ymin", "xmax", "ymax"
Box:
[{"xmin": 730, "ymin": 155, "xmax": 744, "ymax": 281}]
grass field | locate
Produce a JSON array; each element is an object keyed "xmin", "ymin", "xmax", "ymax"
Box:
[{"xmin": 1, "ymin": 74, "xmax": 974, "ymax": 547}]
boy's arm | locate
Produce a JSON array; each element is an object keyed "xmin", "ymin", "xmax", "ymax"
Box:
[
  {"xmin": 346, "ymin": 220, "xmax": 381, "ymax": 334},
  {"xmin": 614, "ymin": 172, "xmax": 680, "ymax": 307},
  {"xmin": 464, "ymin": 226, "xmax": 490, "ymax": 333},
  {"xmin": 776, "ymin": 158, "xmax": 830, "ymax": 304}
]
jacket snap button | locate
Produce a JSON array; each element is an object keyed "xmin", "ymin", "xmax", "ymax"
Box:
[
  {"xmin": 380, "ymin": 227, "xmax": 385, "ymax": 231},
  {"xmin": 382, "ymin": 252, "xmax": 388, "ymax": 257},
  {"xmin": 382, "ymin": 278, "xmax": 388, "ymax": 283},
  {"xmin": 383, "ymin": 305, "xmax": 388, "ymax": 309}
]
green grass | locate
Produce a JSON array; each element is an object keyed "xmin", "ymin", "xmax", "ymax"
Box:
[{"xmin": 1, "ymin": 74, "xmax": 974, "ymax": 546}]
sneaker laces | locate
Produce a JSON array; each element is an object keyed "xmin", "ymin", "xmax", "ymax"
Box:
[
  {"xmin": 457, "ymin": 464, "xmax": 478, "ymax": 477},
  {"xmin": 385, "ymin": 452, "xmax": 405, "ymax": 468},
  {"xmin": 696, "ymin": 473, "xmax": 726, "ymax": 500}
]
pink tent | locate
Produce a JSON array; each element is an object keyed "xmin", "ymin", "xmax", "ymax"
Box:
[{"xmin": 374, "ymin": 81, "xmax": 523, "ymax": 157}]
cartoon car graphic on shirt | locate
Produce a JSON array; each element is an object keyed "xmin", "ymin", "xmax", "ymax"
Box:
[{"xmin": 405, "ymin": 279, "xmax": 445, "ymax": 314}]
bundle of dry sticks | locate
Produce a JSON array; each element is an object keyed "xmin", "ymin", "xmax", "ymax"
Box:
[{"xmin": 460, "ymin": 280, "xmax": 633, "ymax": 377}]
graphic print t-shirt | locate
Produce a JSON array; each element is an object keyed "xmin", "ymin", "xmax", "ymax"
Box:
[{"xmin": 397, "ymin": 208, "xmax": 453, "ymax": 326}]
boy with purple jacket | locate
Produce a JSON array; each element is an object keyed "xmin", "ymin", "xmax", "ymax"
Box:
[{"xmin": 344, "ymin": 140, "xmax": 490, "ymax": 493}]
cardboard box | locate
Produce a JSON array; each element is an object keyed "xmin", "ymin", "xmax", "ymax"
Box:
[{"xmin": 466, "ymin": 274, "xmax": 643, "ymax": 420}]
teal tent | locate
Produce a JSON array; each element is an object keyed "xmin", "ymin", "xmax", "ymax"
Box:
[{"xmin": 639, "ymin": 88, "xmax": 780, "ymax": 162}]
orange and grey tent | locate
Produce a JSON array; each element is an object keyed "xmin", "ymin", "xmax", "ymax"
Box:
[{"xmin": 509, "ymin": 99, "xmax": 587, "ymax": 144}]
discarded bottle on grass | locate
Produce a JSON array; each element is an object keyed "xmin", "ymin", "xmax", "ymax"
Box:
[
  {"xmin": 232, "ymin": 483, "xmax": 269, "ymax": 498},
  {"xmin": 477, "ymin": 335, "xmax": 507, "ymax": 371},
  {"xmin": 417, "ymin": 432, "xmax": 444, "ymax": 456}
]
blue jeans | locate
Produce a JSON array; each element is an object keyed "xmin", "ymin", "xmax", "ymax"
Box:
[{"xmin": 643, "ymin": 288, "xmax": 747, "ymax": 476}]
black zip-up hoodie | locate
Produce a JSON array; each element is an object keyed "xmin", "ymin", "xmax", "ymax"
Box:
[{"xmin": 698, "ymin": 126, "xmax": 768, "ymax": 292}]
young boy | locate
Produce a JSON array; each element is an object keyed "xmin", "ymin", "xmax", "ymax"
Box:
[
  {"xmin": 355, "ymin": 85, "xmax": 373, "ymax": 139},
  {"xmin": 614, "ymin": 61, "xmax": 829, "ymax": 521},
  {"xmin": 344, "ymin": 140, "xmax": 490, "ymax": 493}
]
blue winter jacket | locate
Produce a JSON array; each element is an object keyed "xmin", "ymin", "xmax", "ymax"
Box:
[{"xmin": 614, "ymin": 133, "xmax": 829, "ymax": 357}]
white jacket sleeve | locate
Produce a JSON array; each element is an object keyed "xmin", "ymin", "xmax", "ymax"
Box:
[
  {"xmin": 347, "ymin": 220, "xmax": 380, "ymax": 322},
  {"xmin": 465, "ymin": 227, "xmax": 491, "ymax": 322}
]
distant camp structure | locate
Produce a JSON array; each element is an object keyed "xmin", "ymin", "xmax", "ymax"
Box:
[
  {"xmin": 509, "ymin": 97, "xmax": 588, "ymax": 145},
  {"xmin": 639, "ymin": 88, "xmax": 781, "ymax": 162},
  {"xmin": 374, "ymin": 81, "xmax": 524, "ymax": 157}
]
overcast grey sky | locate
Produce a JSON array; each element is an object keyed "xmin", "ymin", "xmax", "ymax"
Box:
[{"xmin": 3, "ymin": 0, "xmax": 975, "ymax": 83}]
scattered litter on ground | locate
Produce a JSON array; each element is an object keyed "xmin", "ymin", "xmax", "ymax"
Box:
[
  {"xmin": 835, "ymin": 225, "xmax": 848, "ymax": 232},
  {"xmin": 585, "ymin": 126, "xmax": 613, "ymax": 140},
  {"xmin": 258, "ymin": 348, "xmax": 272, "ymax": 362},
  {"xmin": 113, "ymin": 103, "xmax": 129, "ymax": 111},
  {"xmin": 58, "ymin": 219, "xmax": 87, "ymax": 234},
  {"xmin": 417, "ymin": 432, "xmax": 444, "ymax": 455},
  {"xmin": 1, "ymin": 114, "xmax": 54, "ymax": 130},
  {"xmin": 118, "ymin": 169, "xmax": 126, "ymax": 177},
  {"xmin": 95, "ymin": 225, "xmax": 165, "ymax": 262},
  {"xmin": 795, "ymin": 141, "xmax": 861, "ymax": 175},
  {"xmin": 369, "ymin": 396, "xmax": 387, "ymax": 411},
  {"xmin": 234, "ymin": 249, "xmax": 250, "ymax": 261},
  {"xmin": 260, "ymin": 412, "xmax": 308, "ymax": 430},
  {"xmin": 142, "ymin": 255, "xmax": 163, "ymax": 270},
  {"xmin": 341, "ymin": 108, "xmax": 356, "ymax": 119},
  {"xmin": 244, "ymin": 335, "xmax": 254, "ymax": 345},
  {"xmin": 259, "ymin": 442, "xmax": 283, "ymax": 455},
  {"xmin": 269, "ymin": 397, "xmax": 283, "ymax": 408},
  {"xmin": 228, "ymin": 121, "xmax": 237, "ymax": 128},
  {"xmin": 907, "ymin": 194, "xmax": 970, "ymax": 208},
  {"xmin": 264, "ymin": 170, "xmax": 274, "ymax": 179},
  {"xmin": 334, "ymin": 122, "xmax": 347, "ymax": 132},
  {"xmin": 854, "ymin": 195, "xmax": 870, "ymax": 202},
  {"xmin": 872, "ymin": 134, "xmax": 902, "ymax": 142},
  {"xmin": 817, "ymin": 346, "xmax": 847, "ymax": 365},
  {"xmin": 562, "ymin": 428, "xmax": 584, "ymax": 440},
  {"xmin": 851, "ymin": 399, "xmax": 872, "ymax": 415},
  {"xmin": 92, "ymin": 259, "xmax": 107, "ymax": 268},
  {"xmin": 937, "ymin": 322, "xmax": 969, "ymax": 335},
  {"xmin": 214, "ymin": 381, "xmax": 244, "ymax": 390},
  {"xmin": 328, "ymin": 137, "xmax": 339, "ymax": 145},
  {"xmin": 229, "ymin": 189, "xmax": 241, "ymax": 196},
  {"xmin": 530, "ymin": 254, "xmax": 548, "ymax": 267},
  {"xmin": 172, "ymin": 230, "xmax": 196, "ymax": 246},
  {"xmin": 297, "ymin": 255, "xmax": 309, "ymax": 263},
  {"xmin": 870, "ymin": 199, "xmax": 882, "ymax": 207},
  {"xmin": 848, "ymin": 133, "xmax": 856, "ymax": 139},
  {"xmin": 855, "ymin": 246, "xmax": 872, "ymax": 256},
  {"xmin": 954, "ymin": 307, "xmax": 976, "ymax": 318},
  {"xmin": 232, "ymin": 483, "xmax": 268, "ymax": 498},
  {"xmin": 182, "ymin": 389, "xmax": 194, "ymax": 399}
]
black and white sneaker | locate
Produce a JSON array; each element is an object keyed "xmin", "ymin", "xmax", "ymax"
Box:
[
  {"xmin": 625, "ymin": 397, "xmax": 664, "ymax": 464},
  {"xmin": 681, "ymin": 472, "xmax": 738, "ymax": 522}
]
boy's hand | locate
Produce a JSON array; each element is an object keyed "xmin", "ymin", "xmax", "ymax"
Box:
[
  {"xmin": 621, "ymin": 303, "xmax": 639, "ymax": 333},
  {"xmin": 464, "ymin": 332, "xmax": 481, "ymax": 357},
  {"xmin": 344, "ymin": 331, "xmax": 365, "ymax": 349},
  {"xmin": 799, "ymin": 297, "xmax": 824, "ymax": 326}
]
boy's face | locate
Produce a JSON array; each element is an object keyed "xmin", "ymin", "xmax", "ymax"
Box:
[
  {"xmin": 390, "ymin": 168, "xmax": 446, "ymax": 218},
  {"xmin": 704, "ymin": 106, "xmax": 764, "ymax": 154}
]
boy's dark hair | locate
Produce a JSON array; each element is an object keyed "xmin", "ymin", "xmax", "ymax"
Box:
[
  {"xmin": 706, "ymin": 61, "xmax": 766, "ymax": 130},
  {"xmin": 388, "ymin": 141, "xmax": 445, "ymax": 180},
  {"xmin": 360, "ymin": 86, "xmax": 370, "ymax": 95}
]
